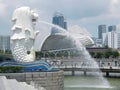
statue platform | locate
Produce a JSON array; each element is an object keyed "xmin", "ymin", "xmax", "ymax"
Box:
[{"xmin": 0, "ymin": 60, "xmax": 57, "ymax": 72}]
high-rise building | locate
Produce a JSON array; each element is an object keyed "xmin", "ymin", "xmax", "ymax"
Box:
[
  {"xmin": 117, "ymin": 33, "xmax": 120, "ymax": 49},
  {"xmin": 102, "ymin": 31, "xmax": 118, "ymax": 49},
  {"xmin": 63, "ymin": 20, "xmax": 67, "ymax": 29},
  {"xmin": 102, "ymin": 33, "xmax": 108, "ymax": 46},
  {"xmin": 98, "ymin": 25, "xmax": 106, "ymax": 39},
  {"xmin": 108, "ymin": 25, "xmax": 116, "ymax": 32},
  {"xmin": 0, "ymin": 35, "xmax": 10, "ymax": 50},
  {"xmin": 107, "ymin": 31, "xmax": 118, "ymax": 49},
  {"xmin": 52, "ymin": 12, "xmax": 67, "ymax": 30}
]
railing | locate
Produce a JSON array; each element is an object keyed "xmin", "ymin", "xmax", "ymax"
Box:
[
  {"xmin": 52, "ymin": 59, "xmax": 120, "ymax": 68},
  {"xmin": 48, "ymin": 59, "xmax": 120, "ymax": 76}
]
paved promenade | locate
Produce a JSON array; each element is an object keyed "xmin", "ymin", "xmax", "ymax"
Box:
[
  {"xmin": 58, "ymin": 66, "xmax": 120, "ymax": 76},
  {"xmin": 51, "ymin": 58, "xmax": 120, "ymax": 76}
]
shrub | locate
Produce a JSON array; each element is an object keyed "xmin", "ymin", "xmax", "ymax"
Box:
[{"xmin": 0, "ymin": 66, "xmax": 22, "ymax": 73}]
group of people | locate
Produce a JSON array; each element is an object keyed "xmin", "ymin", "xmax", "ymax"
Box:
[
  {"xmin": 98, "ymin": 59, "xmax": 120, "ymax": 68},
  {"xmin": 45, "ymin": 58, "xmax": 120, "ymax": 68}
]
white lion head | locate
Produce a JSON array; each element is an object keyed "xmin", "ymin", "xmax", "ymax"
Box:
[
  {"xmin": 11, "ymin": 6, "xmax": 38, "ymax": 40},
  {"xmin": 11, "ymin": 6, "xmax": 39, "ymax": 62}
]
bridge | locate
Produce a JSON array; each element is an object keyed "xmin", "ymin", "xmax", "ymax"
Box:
[
  {"xmin": 42, "ymin": 56, "xmax": 120, "ymax": 77},
  {"xmin": 58, "ymin": 66, "xmax": 120, "ymax": 77}
]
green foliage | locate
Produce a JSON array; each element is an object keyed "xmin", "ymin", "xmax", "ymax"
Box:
[
  {"xmin": 5, "ymin": 50, "xmax": 12, "ymax": 54},
  {"xmin": 36, "ymin": 49, "xmax": 119, "ymax": 59},
  {"xmin": 90, "ymin": 52, "xmax": 95, "ymax": 57},
  {"xmin": 56, "ymin": 52, "xmax": 63, "ymax": 57},
  {"xmin": 48, "ymin": 52, "xmax": 55, "ymax": 57},
  {"xmin": 63, "ymin": 51, "xmax": 69, "ymax": 57},
  {"xmin": 0, "ymin": 66, "xmax": 22, "ymax": 73},
  {"xmin": 112, "ymin": 51, "xmax": 119, "ymax": 58},
  {"xmin": 0, "ymin": 50, "xmax": 12, "ymax": 54},
  {"xmin": 95, "ymin": 52, "xmax": 104, "ymax": 58},
  {"xmin": 35, "ymin": 51, "xmax": 44, "ymax": 58},
  {"xmin": 0, "ymin": 56, "xmax": 3, "ymax": 62},
  {"xmin": 89, "ymin": 49, "xmax": 119, "ymax": 58},
  {"xmin": 105, "ymin": 45, "xmax": 109, "ymax": 48}
]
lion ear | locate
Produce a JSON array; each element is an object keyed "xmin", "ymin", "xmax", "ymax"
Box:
[{"xmin": 31, "ymin": 10, "xmax": 38, "ymax": 20}]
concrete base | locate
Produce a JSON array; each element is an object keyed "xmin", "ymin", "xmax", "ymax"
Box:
[{"xmin": 0, "ymin": 71, "xmax": 64, "ymax": 90}]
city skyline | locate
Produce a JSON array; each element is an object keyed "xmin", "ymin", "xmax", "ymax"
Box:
[
  {"xmin": 52, "ymin": 12, "xmax": 67, "ymax": 30},
  {"xmin": 0, "ymin": 0, "xmax": 120, "ymax": 37}
]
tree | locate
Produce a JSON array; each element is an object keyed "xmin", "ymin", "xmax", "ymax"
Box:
[
  {"xmin": 112, "ymin": 51, "xmax": 119, "ymax": 58},
  {"xmin": 95, "ymin": 52, "xmax": 104, "ymax": 58},
  {"xmin": 35, "ymin": 51, "xmax": 43, "ymax": 59},
  {"xmin": 104, "ymin": 49, "xmax": 113, "ymax": 58},
  {"xmin": 64, "ymin": 51, "xmax": 69, "ymax": 57},
  {"xmin": 56, "ymin": 52, "xmax": 63, "ymax": 57},
  {"xmin": 90, "ymin": 52, "xmax": 95, "ymax": 58},
  {"xmin": 5, "ymin": 50, "xmax": 12, "ymax": 54},
  {"xmin": 105, "ymin": 45, "xmax": 109, "ymax": 48},
  {"xmin": 0, "ymin": 50, "xmax": 4, "ymax": 53},
  {"xmin": 48, "ymin": 52, "xmax": 55, "ymax": 57}
]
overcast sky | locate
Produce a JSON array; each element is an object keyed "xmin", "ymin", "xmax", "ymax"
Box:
[{"xmin": 0, "ymin": 0, "xmax": 120, "ymax": 37}]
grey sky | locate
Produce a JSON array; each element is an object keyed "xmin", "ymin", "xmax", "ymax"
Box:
[{"xmin": 0, "ymin": 0, "xmax": 120, "ymax": 37}]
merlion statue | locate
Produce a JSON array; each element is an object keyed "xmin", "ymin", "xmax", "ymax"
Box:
[{"xmin": 11, "ymin": 6, "xmax": 39, "ymax": 63}]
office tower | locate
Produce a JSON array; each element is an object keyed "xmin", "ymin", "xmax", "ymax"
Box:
[
  {"xmin": 103, "ymin": 31, "xmax": 118, "ymax": 49},
  {"xmin": 98, "ymin": 25, "xmax": 106, "ymax": 39},
  {"xmin": 108, "ymin": 25, "xmax": 116, "ymax": 32},
  {"xmin": 52, "ymin": 12, "xmax": 67, "ymax": 30},
  {"xmin": 102, "ymin": 33, "xmax": 108, "ymax": 46},
  {"xmin": 108, "ymin": 31, "xmax": 117, "ymax": 49},
  {"xmin": 117, "ymin": 33, "xmax": 120, "ymax": 49},
  {"xmin": 0, "ymin": 35, "xmax": 10, "ymax": 50},
  {"xmin": 63, "ymin": 20, "xmax": 67, "ymax": 29}
]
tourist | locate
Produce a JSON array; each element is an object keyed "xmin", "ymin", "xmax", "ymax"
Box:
[{"xmin": 115, "ymin": 60, "xmax": 118, "ymax": 67}]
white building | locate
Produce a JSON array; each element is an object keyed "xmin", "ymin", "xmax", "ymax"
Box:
[
  {"xmin": 102, "ymin": 33, "xmax": 108, "ymax": 46},
  {"xmin": 102, "ymin": 31, "xmax": 118, "ymax": 49},
  {"xmin": 108, "ymin": 31, "xmax": 117, "ymax": 49},
  {"xmin": 40, "ymin": 25, "xmax": 94, "ymax": 51},
  {"xmin": 95, "ymin": 38, "xmax": 103, "ymax": 47},
  {"xmin": 117, "ymin": 33, "xmax": 120, "ymax": 49}
]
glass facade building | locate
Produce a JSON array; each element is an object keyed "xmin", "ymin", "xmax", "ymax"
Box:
[
  {"xmin": 52, "ymin": 12, "xmax": 67, "ymax": 30},
  {"xmin": 108, "ymin": 25, "xmax": 116, "ymax": 32},
  {"xmin": 98, "ymin": 25, "xmax": 106, "ymax": 39},
  {"xmin": 0, "ymin": 36, "xmax": 10, "ymax": 50}
]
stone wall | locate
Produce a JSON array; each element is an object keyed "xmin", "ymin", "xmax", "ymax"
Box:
[{"xmin": 0, "ymin": 71, "xmax": 64, "ymax": 90}]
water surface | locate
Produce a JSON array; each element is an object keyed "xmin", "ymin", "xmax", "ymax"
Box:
[{"xmin": 64, "ymin": 76, "xmax": 120, "ymax": 90}]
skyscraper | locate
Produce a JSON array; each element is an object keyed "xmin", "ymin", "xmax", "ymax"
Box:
[
  {"xmin": 52, "ymin": 12, "xmax": 67, "ymax": 30},
  {"xmin": 0, "ymin": 35, "xmax": 10, "ymax": 50},
  {"xmin": 98, "ymin": 25, "xmax": 106, "ymax": 39},
  {"xmin": 108, "ymin": 25, "xmax": 116, "ymax": 32},
  {"xmin": 108, "ymin": 31, "xmax": 118, "ymax": 49},
  {"xmin": 117, "ymin": 33, "xmax": 120, "ymax": 49}
]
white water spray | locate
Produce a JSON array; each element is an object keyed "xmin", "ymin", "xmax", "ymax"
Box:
[{"xmin": 36, "ymin": 20, "xmax": 111, "ymax": 88}]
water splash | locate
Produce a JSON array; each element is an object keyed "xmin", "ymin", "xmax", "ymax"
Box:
[
  {"xmin": 36, "ymin": 20, "xmax": 111, "ymax": 88},
  {"xmin": 65, "ymin": 85, "xmax": 113, "ymax": 89}
]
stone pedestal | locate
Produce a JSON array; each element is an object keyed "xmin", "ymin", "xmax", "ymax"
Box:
[{"xmin": 0, "ymin": 71, "xmax": 64, "ymax": 90}]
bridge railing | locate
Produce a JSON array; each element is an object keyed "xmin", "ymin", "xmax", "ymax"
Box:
[{"xmin": 48, "ymin": 59, "xmax": 120, "ymax": 69}]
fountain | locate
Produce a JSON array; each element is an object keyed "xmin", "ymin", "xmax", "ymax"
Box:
[
  {"xmin": 0, "ymin": 6, "xmax": 111, "ymax": 90},
  {"xmin": 35, "ymin": 20, "xmax": 111, "ymax": 88}
]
